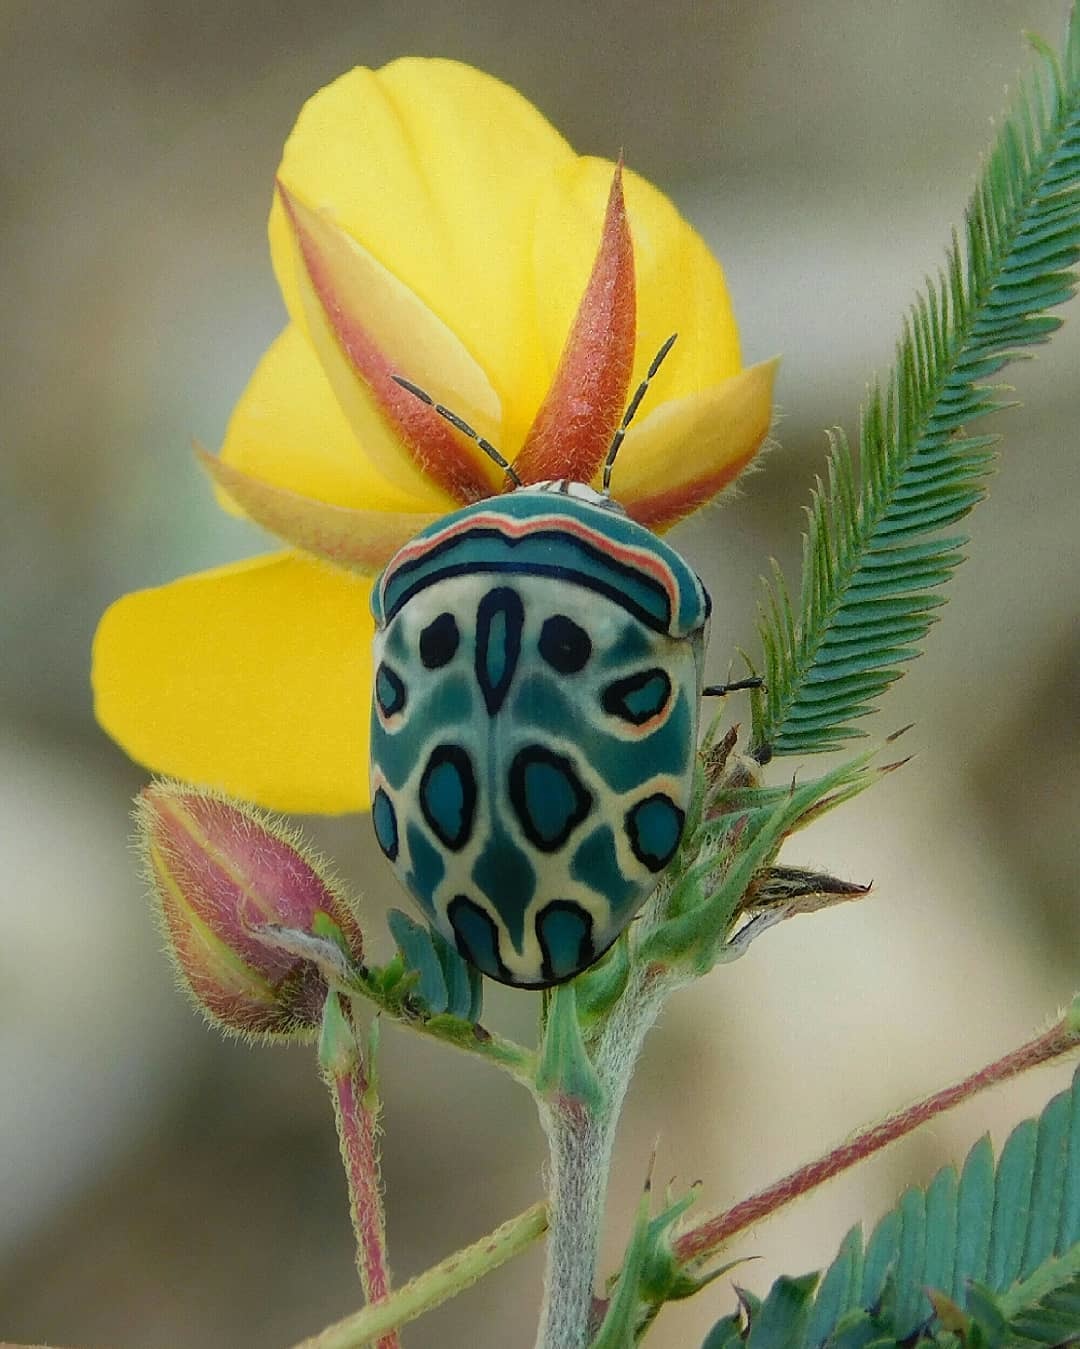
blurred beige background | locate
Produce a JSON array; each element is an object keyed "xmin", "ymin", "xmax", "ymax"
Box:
[{"xmin": 1, "ymin": 2, "xmax": 1077, "ymax": 1346}]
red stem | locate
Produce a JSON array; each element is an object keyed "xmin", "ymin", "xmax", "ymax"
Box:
[
  {"xmin": 675, "ymin": 1014, "xmax": 1080, "ymax": 1265},
  {"xmin": 331, "ymin": 1061, "xmax": 399, "ymax": 1349}
]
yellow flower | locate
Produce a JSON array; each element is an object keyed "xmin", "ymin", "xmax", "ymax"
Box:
[{"xmin": 92, "ymin": 58, "xmax": 776, "ymax": 815}]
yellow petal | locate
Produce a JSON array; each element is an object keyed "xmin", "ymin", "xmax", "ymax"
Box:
[
  {"xmin": 92, "ymin": 553, "xmax": 373, "ymax": 814},
  {"xmin": 532, "ymin": 158, "xmax": 743, "ymax": 433},
  {"xmin": 277, "ymin": 183, "xmax": 502, "ymax": 503},
  {"xmin": 270, "ymin": 59, "xmax": 575, "ymax": 439},
  {"xmin": 220, "ymin": 323, "xmax": 425, "ymax": 514},
  {"xmin": 197, "ymin": 446, "xmax": 437, "ymax": 572},
  {"xmin": 613, "ymin": 358, "xmax": 778, "ymax": 531}
]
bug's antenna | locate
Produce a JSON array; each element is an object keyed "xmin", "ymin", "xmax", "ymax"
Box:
[
  {"xmin": 602, "ymin": 333, "xmax": 678, "ymax": 493},
  {"xmin": 392, "ymin": 375, "xmax": 523, "ymax": 489}
]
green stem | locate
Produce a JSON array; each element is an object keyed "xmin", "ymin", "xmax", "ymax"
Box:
[
  {"xmin": 534, "ymin": 966, "xmax": 670, "ymax": 1349},
  {"xmin": 345, "ymin": 967, "xmax": 537, "ymax": 1085},
  {"xmin": 291, "ymin": 1202, "xmax": 549, "ymax": 1349},
  {"xmin": 254, "ymin": 923, "xmax": 536, "ymax": 1083}
]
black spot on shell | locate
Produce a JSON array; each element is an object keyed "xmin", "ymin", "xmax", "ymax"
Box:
[
  {"xmin": 601, "ymin": 668, "xmax": 672, "ymax": 725},
  {"xmin": 625, "ymin": 793, "xmax": 685, "ymax": 873},
  {"xmin": 371, "ymin": 787, "xmax": 399, "ymax": 861},
  {"xmin": 475, "ymin": 587, "xmax": 524, "ymax": 715},
  {"xmin": 447, "ymin": 895, "xmax": 513, "ymax": 984},
  {"xmin": 509, "ymin": 745, "xmax": 592, "ymax": 852},
  {"xmin": 375, "ymin": 663, "xmax": 406, "ymax": 717},
  {"xmin": 419, "ymin": 745, "xmax": 477, "ymax": 851},
  {"xmin": 538, "ymin": 614, "xmax": 592, "ymax": 673},
  {"xmin": 419, "ymin": 612, "xmax": 460, "ymax": 668},
  {"xmin": 535, "ymin": 900, "xmax": 595, "ymax": 984}
]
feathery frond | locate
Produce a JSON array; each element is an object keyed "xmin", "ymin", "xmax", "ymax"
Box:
[
  {"xmin": 701, "ymin": 1064, "xmax": 1080, "ymax": 1347},
  {"xmin": 751, "ymin": 10, "xmax": 1080, "ymax": 759}
]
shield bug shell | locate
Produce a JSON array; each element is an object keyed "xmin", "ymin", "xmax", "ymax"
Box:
[{"xmin": 369, "ymin": 479, "xmax": 710, "ymax": 988}]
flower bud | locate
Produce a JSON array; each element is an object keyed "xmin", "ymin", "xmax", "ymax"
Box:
[{"xmin": 136, "ymin": 780, "xmax": 364, "ymax": 1040}]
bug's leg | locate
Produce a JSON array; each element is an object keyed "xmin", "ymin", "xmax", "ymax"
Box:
[
  {"xmin": 701, "ymin": 677, "xmax": 765, "ymax": 696},
  {"xmin": 701, "ymin": 677, "xmax": 772, "ymax": 764}
]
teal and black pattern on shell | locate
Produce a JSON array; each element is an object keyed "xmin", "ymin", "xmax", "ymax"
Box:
[{"xmin": 369, "ymin": 487, "xmax": 709, "ymax": 988}]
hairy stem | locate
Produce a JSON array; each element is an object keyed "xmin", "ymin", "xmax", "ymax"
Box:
[
  {"xmin": 535, "ymin": 966, "xmax": 670, "ymax": 1348},
  {"xmin": 255, "ymin": 923, "xmax": 536, "ymax": 1083},
  {"xmin": 535, "ymin": 1098, "xmax": 615, "ymax": 1348},
  {"xmin": 320, "ymin": 997, "xmax": 398, "ymax": 1349},
  {"xmin": 347, "ymin": 966, "xmax": 536, "ymax": 1084},
  {"xmin": 674, "ymin": 1007, "xmax": 1080, "ymax": 1266},
  {"xmin": 292, "ymin": 1203, "xmax": 549, "ymax": 1349}
]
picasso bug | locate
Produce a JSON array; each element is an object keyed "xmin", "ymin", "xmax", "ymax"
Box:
[{"xmin": 369, "ymin": 340, "xmax": 714, "ymax": 988}]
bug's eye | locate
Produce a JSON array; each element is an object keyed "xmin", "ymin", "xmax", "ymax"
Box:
[
  {"xmin": 538, "ymin": 614, "xmax": 591, "ymax": 673},
  {"xmin": 419, "ymin": 612, "xmax": 460, "ymax": 668}
]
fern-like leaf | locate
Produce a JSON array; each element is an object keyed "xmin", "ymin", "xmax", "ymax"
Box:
[
  {"xmin": 700, "ymin": 1063, "xmax": 1080, "ymax": 1347},
  {"xmin": 752, "ymin": 9, "xmax": 1080, "ymax": 759}
]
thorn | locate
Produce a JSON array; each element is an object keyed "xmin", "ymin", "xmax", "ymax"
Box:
[
  {"xmin": 886, "ymin": 723, "xmax": 915, "ymax": 743},
  {"xmin": 734, "ymin": 1286, "xmax": 755, "ymax": 1319},
  {"xmin": 702, "ymin": 725, "xmax": 739, "ymax": 784},
  {"xmin": 750, "ymin": 865, "xmax": 873, "ymax": 905},
  {"xmin": 880, "ymin": 755, "xmax": 914, "ymax": 774},
  {"xmin": 644, "ymin": 1136, "xmax": 661, "ymax": 1194}
]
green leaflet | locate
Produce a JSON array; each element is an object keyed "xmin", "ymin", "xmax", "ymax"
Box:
[
  {"xmin": 699, "ymin": 1064, "xmax": 1080, "ymax": 1347},
  {"xmin": 751, "ymin": 11, "xmax": 1080, "ymax": 759},
  {"xmin": 386, "ymin": 908, "xmax": 482, "ymax": 1022}
]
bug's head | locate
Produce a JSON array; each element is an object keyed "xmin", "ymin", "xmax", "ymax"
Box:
[{"xmin": 516, "ymin": 479, "xmax": 627, "ymax": 513}]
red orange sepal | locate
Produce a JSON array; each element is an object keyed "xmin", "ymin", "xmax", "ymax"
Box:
[
  {"xmin": 513, "ymin": 163, "xmax": 636, "ymax": 485},
  {"xmin": 616, "ymin": 358, "xmax": 779, "ymax": 532},
  {"xmin": 196, "ymin": 445, "xmax": 438, "ymax": 573},
  {"xmin": 277, "ymin": 181, "xmax": 498, "ymax": 505}
]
